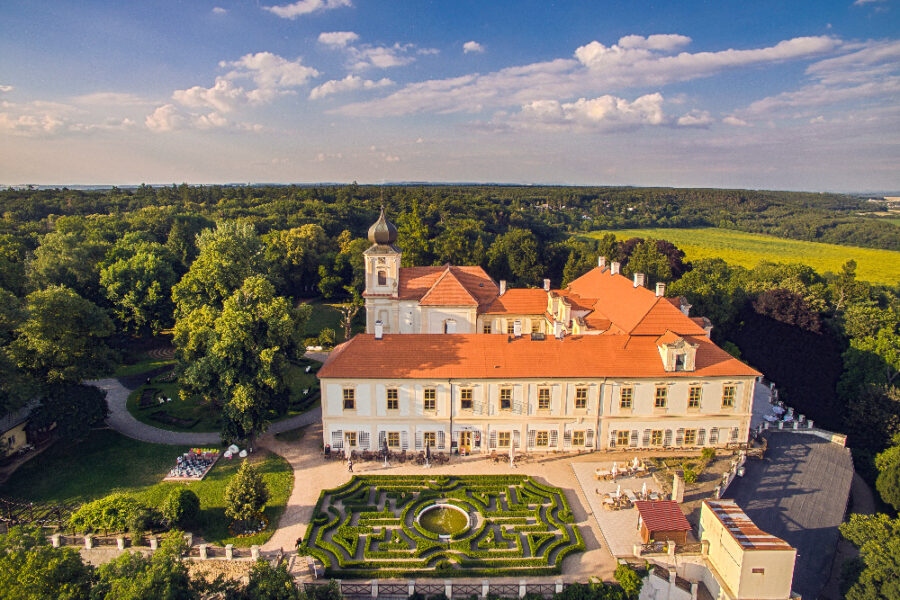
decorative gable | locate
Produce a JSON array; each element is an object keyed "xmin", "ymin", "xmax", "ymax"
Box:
[{"xmin": 656, "ymin": 330, "xmax": 699, "ymax": 372}]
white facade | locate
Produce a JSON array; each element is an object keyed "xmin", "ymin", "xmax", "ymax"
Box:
[{"xmin": 321, "ymin": 375, "xmax": 754, "ymax": 454}]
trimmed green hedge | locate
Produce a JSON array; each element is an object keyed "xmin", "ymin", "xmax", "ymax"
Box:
[{"xmin": 302, "ymin": 475, "xmax": 584, "ymax": 578}]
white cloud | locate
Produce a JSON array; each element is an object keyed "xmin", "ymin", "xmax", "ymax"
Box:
[
  {"xmin": 736, "ymin": 40, "xmax": 900, "ymax": 123},
  {"xmin": 0, "ymin": 85, "xmax": 13, "ymax": 93},
  {"xmin": 173, "ymin": 77, "xmax": 247, "ymax": 113},
  {"xmin": 677, "ymin": 109, "xmax": 714, "ymax": 127},
  {"xmin": 348, "ymin": 44, "xmax": 416, "ymax": 70},
  {"xmin": 194, "ymin": 111, "xmax": 229, "ymax": 129},
  {"xmin": 463, "ymin": 41, "xmax": 485, "ymax": 54},
  {"xmin": 617, "ymin": 34, "xmax": 692, "ymax": 51},
  {"xmin": 318, "ymin": 31, "xmax": 359, "ymax": 47},
  {"xmin": 722, "ymin": 116, "xmax": 750, "ymax": 126},
  {"xmin": 309, "ymin": 75, "xmax": 393, "ymax": 99},
  {"xmin": 503, "ymin": 93, "xmax": 667, "ymax": 132},
  {"xmin": 71, "ymin": 92, "xmax": 149, "ymax": 106},
  {"xmin": 853, "ymin": 0, "xmax": 886, "ymax": 5},
  {"xmin": 145, "ymin": 104, "xmax": 186, "ymax": 132},
  {"xmin": 336, "ymin": 34, "xmax": 841, "ymax": 117},
  {"xmin": 221, "ymin": 52, "xmax": 319, "ymax": 90},
  {"xmin": 212, "ymin": 7, "xmax": 227, "ymax": 14},
  {"xmin": 172, "ymin": 52, "xmax": 319, "ymax": 113},
  {"xmin": 263, "ymin": 0, "xmax": 351, "ymax": 19}
]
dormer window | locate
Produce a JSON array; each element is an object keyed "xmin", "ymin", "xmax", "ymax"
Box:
[{"xmin": 656, "ymin": 331, "xmax": 698, "ymax": 372}]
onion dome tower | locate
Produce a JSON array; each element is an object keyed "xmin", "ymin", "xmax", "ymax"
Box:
[
  {"xmin": 363, "ymin": 206, "xmax": 401, "ymax": 301},
  {"xmin": 367, "ymin": 205, "xmax": 399, "ymax": 247}
]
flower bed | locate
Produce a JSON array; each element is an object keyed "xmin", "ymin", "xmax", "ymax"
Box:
[{"xmin": 301, "ymin": 475, "xmax": 584, "ymax": 578}]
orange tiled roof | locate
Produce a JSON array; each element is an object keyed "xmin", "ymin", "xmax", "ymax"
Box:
[
  {"xmin": 420, "ymin": 269, "xmax": 478, "ymax": 306},
  {"xmin": 482, "ymin": 289, "xmax": 548, "ymax": 315},
  {"xmin": 317, "ymin": 333, "xmax": 761, "ymax": 380},
  {"xmin": 398, "ymin": 265, "xmax": 498, "ymax": 309},
  {"xmin": 704, "ymin": 500, "xmax": 794, "ymax": 551},
  {"xmin": 565, "ymin": 268, "xmax": 706, "ymax": 335}
]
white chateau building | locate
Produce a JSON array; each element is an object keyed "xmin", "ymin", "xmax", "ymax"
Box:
[{"xmin": 318, "ymin": 209, "xmax": 760, "ymax": 455}]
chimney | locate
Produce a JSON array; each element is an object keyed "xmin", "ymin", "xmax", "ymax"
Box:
[
  {"xmin": 598, "ymin": 256, "xmax": 607, "ymax": 269},
  {"xmin": 633, "ymin": 272, "xmax": 645, "ymax": 288},
  {"xmin": 374, "ymin": 320, "xmax": 384, "ymax": 339},
  {"xmin": 610, "ymin": 261, "xmax": 621, "ymax": 275},
  {"xmin": 499, "ymin": 280, "xmax": 507, "ymax": 296},
  {"xmin": 543, "ymin": 278, "xmax": 551, "ymax": 291},
  {"xmin": 513, "ymin": 320, "xmax": 522, "ymax": 338},
  {"xmin": 656, "ymin": 282, "xmax": 666, "ymax": 297}
]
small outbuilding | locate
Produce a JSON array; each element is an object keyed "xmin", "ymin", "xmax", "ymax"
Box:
[{"xmin": 634, "ymin": 500, "xmax": 692, "ymax": 545}]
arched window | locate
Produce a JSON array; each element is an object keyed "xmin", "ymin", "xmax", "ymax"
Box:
[{"xmin": 377, "ymin": 270, "xmax": 387, "ymax": 286}]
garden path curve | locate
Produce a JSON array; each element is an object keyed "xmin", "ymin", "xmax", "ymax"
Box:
[{"xmin": 89, "ymin": 377, "xmax": 321, "ymax": 446}]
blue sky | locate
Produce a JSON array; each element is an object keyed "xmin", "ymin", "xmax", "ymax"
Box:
[{"xmin": 1, "ymin": 0, "xmax": 898, "ymax": 191}]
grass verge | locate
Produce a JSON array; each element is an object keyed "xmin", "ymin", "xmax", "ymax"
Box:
[{"xmin": 1, "ymin": 429, "xmax": 292, "ymax": 547}]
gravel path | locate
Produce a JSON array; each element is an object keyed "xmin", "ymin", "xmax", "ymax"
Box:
[{"xmin": 89, "ymin": 377, "xmax": 321, "ymax": 446}]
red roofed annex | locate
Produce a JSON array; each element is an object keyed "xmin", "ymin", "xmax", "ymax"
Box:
[{"xmin": 318, "ymin": 210, "xmax": 761, "ymax": 455}]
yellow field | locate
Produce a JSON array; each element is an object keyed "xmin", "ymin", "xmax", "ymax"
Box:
[{"xmin": 584, "ymin": 228, "xmax": 900, "ymax": 286}]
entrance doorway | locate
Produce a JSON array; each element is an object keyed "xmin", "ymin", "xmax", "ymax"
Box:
[{"xmin": 459, "ymin": 431, "xmax": 472, "ymax": 455}]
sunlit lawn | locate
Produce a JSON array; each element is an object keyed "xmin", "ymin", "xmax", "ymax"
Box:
[
  {"xmin": 585, "ymin": 227, "xmax": 900, "ymax": 286},
  {"xmin": 1, "ymin": 429, "xmax": 292, "ymax": 546}
]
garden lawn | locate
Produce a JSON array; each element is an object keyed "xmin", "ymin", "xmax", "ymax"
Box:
[
  {"xmin": 1, "ymin": 429, "xmax": 292, "ymax": 547},
  {"xmin": 584, "ymin": 227, "xmax": 900, "ymax": 286},
  {"xmin": 124, "ymin": 357, "xmax": 320, "ymax": 433}
]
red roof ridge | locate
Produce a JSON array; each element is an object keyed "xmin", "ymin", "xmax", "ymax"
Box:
[{"xmin": 419, "ymin": 267, "xmax": 479, "ymax": 306}]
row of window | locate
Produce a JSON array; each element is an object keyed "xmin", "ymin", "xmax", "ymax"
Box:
[
  {"xmin": 482, "ymin": 320, "xmax": 544, "ymax": 335},
  {"xmin": 342, "ymin": 384, "xmax": 735, "ymax": 411},
  {"xmin": 609, "ymin": 426, "xmax": 740, "ymax": 448},
  {"xmin": 342, "ymin": 386, "xmax": 590, "ymax": 411},
  {"xmin": 620, "ymin": 385, "xmax": 736, "ymax": 410}
]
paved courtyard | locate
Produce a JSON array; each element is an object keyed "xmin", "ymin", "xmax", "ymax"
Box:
[{"xmin": 570, "ymin": 462, "xmax": 664, "ymax": 557}]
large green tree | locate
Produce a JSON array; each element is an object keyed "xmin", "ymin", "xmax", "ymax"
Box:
[
  {"xmin": 668, "ymin": 258, "xmax": 747, "ymax": 335},
  {"xmin": 10, "ymin": 286, "xmax": 116, "ymax": 386},
  {"xmin": 0, "ymin": 526, "xmax": 93, "ymax": 600},
  {"xmin": 91, "ymin": 530, "xmax": 194, "ymax": 600},
  {"xmin": 622, "ymin": 238, "xmax": 673, "ymax": 286},
  {"xmin": 27, "ymin": 230, "xmax": 109, "ymax": 302},
  {"xmin": 840, "ymin": 513, "xmax": 900, "ymax": 600},
  {"xmin": 265, "ymin": 224, "xmax": 331, "ymax": 297},
  {"xmin": 488, "ymin": 228, "xmax": 544, "ymax": 286},
  {"xmin": 171, "ymin": 222, "xmax": 268, "ymax": 318},
  {"xmin": 433, "ymin": 219, "xmax": 490, "ymax": 267},
  {"xmin": 100, "ymin": 240, "xmax": 180, "ymax": 335},
  {"xmin": 225, "ymin": 461, "xmax": 269, "ymax": 523},
  {"xmin": 174, "ymin": 276, "xmax": 308, "ymax": 443}
]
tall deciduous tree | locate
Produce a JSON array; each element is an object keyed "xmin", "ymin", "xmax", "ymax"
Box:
[
  {"xmin": 265, "ymin": 224, "xmax": 331, "ymax": 297},
  {"xmin": 100, "ymin": 241, "xmax": 180, "ymax": 335},
  {"xmin": 10, "ymin": 285, "xmax": 116, "ymax": 386},
  {"xmin": 488, "ymin": 229, "xmax": 543, "ymax": 286},
  {"xmin": 0, "ymin": 526, "xmax": 94, "ymax": 600},
  {"xmin": 26, "ymin": 230, "xmax": 109, "ymax": 302},
  {"xmin": 175, "ymin": 276, "xmax": 309, "ymax": 443},
  {"xmin": 622, "ymin": 238, "xmax": 674, "ymax": 286},
  {"xmin": 171, "ymin": 222, "xmax": 268, "ymax": 318},
  {"xmin": 840, "ymin": 513, "xmax": 900, "ymax": 600},
  {"xmin": 396, "ymin": 201, "xmax": 432, "ymax": 267}
]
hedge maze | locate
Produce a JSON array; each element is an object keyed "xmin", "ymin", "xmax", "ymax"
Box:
[{"xmin": 301, "ymin": 475, "xmax": 585, "ymax": 578}]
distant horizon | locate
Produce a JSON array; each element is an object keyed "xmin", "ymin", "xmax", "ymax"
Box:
[
  {"xmin": 2, "ymin": 0, "xmax": 898, "ymax": 190},
  {"xmin": 2, "ymin": 181, "xmax": 897, "ymax": 196}
]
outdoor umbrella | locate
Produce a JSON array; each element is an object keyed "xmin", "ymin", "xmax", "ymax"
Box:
[
  {"xmin": 509, "ymin": 442, "xmax": 515, "ymax": 468},
  {"xmin": 641, "ymin": 481, "xmax": 648, "ymax": 499},
  {"xmin": 616, "ymin": 484, "xmax": 621, "ymax": 499},
  {"xmin": 632, "ymin": 456, "xmax": 640, "ymax": 470},
  {"xmin": 611, "ymin": 463, "xmax": 618, "ymax": 478}
]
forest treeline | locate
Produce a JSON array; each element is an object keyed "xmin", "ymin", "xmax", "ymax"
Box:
[{"xmin": 2, "ymin": 183, "xmax": 899, "ymax": 252}]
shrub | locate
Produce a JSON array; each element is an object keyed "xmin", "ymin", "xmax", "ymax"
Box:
[
  {"xmin": 614, "ymin": 563, "xmax": 644, "ymax": 600},
  {"xmin": 682, "ymin": 466, "xmax": 698, "ymax": 485},
  {"xmin": 161, "ymin": 488, "xmax": 200, "ymax": 527},
  {"xmin": 70, "ymin": 493, "xmax": 146, "ymax": 532},
  {"xmin": 701, "ymin": 447, "xmax": 716, "ymax": 461},
  {"xmin": 317, "ymin": 328, "xmax": 336, "ymax": 348},
  {"xmin": 225, "ymin": 461, "xmax": 269, "ymax": 522}
]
